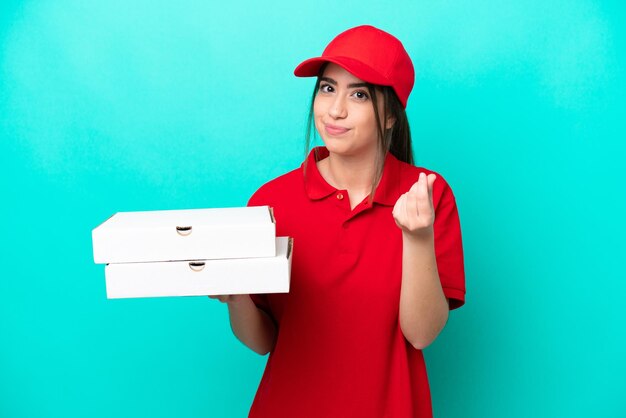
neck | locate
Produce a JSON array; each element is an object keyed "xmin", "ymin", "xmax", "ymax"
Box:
[{"xmin": 317, "ymin": 150, "xmax": 380, "ymax": 204}]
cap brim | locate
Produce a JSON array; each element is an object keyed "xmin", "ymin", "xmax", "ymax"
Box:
[{"xmin": 294, "ymin": 56, "xmax": 390, "ymax": 87}]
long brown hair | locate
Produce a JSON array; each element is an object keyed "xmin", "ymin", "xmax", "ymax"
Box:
[{"xmin": 304, "ymin": 65, "xmax": 414, "ymax": 200}]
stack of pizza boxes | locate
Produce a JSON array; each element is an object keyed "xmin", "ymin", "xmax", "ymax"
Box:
[{"xmin": 92, "ymin": 206, "xmax": 292, "ymax": 299}]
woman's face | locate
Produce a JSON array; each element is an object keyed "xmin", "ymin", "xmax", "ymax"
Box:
[{"xmin": 313, "ymin": 63, "xmax": 385, "ymax": 161}]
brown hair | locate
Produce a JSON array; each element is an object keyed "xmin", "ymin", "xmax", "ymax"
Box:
[{"xmin": 304, "ymin": 65, "xmax": 414, "ymax": 201}]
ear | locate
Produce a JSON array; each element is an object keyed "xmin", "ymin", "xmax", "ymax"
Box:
[{"xmin": 385, "ymin": 115, "xmax": 396, "ymax": 130}]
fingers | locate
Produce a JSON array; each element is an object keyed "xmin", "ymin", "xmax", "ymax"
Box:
[
  {"xmin": 393, "ymin": 172, "xmax": 437, "ymax": 233},
  {"xmin": 427, "ymin": 173, "xmax": 436, "ymax": 198},
  {"xmin": 208, "ymin": 295, "xmax": 231, "ymax": 303},
  {"xmin": 208, "ymin": 294, "xmax": 251, "ymax": 304},
  {"xmin": 406, "ymin": 181, "xmax": 419, "ymax": 219},
  {"xmin": 415, "ymin": 173, "xmax": 432, "ymax": 217}
]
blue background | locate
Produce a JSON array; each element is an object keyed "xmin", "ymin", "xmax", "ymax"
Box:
[{"xmin": 1, "ymin": 1, "xmax": 625, "ymax": 417}]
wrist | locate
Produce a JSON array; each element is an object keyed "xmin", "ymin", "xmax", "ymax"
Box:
[{"xmin": 402, "ymin": 227, "xmax": 434, "ymax": 243}]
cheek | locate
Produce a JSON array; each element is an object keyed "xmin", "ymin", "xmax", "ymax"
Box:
[
  {"xmin": 313, "ymin": 98, "xmax": 327, "ymax": 127},
  {"xmin": 313, "ymin": 98, "xmax": 324, "ymax": 132},
  {"xmin": 313, "ymin": 93, "xmax": 323, "ymax": 111},
  {"xmin": 356, "ymin": 109, "xmax": 379, "ymax": 135}
]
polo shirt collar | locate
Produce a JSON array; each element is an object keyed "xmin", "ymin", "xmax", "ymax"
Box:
[
  {"xmin": 302, "ymin": 147, "xmax": 336, "ymax": 200},
  {"xmin": 303, "ymin": 146, "xmax": 405, "ymax": 206}
]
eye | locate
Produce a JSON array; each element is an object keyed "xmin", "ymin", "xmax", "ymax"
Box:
[
  {"xmin": 319, "ymin": 83, "xmax": 334, "ymax": 93},
  {"xmin": 353, "ymin": 90, "xmax": 369, "ymax": 100}
]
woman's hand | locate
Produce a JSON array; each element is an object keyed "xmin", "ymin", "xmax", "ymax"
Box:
[
  {"xmin": 208, "ymin": 294, "xmax": 249, "ymax": 304},
  {"xmin": 392, "ymin": 172, "xmax": 437, "ymax": 237}
]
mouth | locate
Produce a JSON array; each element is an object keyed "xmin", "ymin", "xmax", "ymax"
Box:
[{"xmin": 324, "ymin": 123, "xmax": 350, "ymax": 136}]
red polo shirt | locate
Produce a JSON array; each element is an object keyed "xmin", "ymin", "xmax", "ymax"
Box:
[{"xmin": 247, "ymin": 147, "xmax": 465, "ymax": 418}]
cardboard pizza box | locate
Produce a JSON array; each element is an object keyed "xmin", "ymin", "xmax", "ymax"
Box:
[
  {"xmin": 103, "ymin": 237, "xmax": 292, "ymax": 299},
  {"xmin": 92, "ymin": 206, "xmax": 276, "ymax": 263}
]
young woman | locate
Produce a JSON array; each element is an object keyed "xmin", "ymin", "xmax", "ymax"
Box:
[{"xmin": 210, "ymin": 25, "xmax": 465, "ymax": 418}]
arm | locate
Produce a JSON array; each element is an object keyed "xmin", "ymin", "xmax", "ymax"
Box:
[
  {"xmin": 209, "ymin": 294, "xmax": 277, "ymax": 355},
  {"xmin": 399, "ymin": 232, "xmax": 449, "ymax": 350},
  {"xmin": 393, "ymin": 173, "xmax": 449, "ymax": 350}
]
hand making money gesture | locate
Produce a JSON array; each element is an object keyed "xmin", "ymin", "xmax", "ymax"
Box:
[{"xmin": 392, "ymin": 172, "xmax": 437, "ymax": 237}]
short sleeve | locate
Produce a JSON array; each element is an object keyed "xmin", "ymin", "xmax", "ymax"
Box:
[
  {"xmin": 433, "ymin": 180, "xmax": 466, "ymax": 310},
  {"xmin": 249, "ymin": 293, "xmax": 272, "ymax": 316}
]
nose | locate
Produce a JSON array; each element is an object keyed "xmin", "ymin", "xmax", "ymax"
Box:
[{"xmin": 328, "ymin": 95, "xmax": 347, "ymax": 119}]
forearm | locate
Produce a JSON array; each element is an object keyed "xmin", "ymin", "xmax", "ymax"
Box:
[
  {"xmin": 226, "ymin": 296, "xmax": 277, "ymax": 355},
  {"xmin": 399, "ymin": 230, "xmax": 449, "ymax": 350}
]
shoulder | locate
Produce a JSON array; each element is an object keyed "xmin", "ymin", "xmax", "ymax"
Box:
[{"xmin": 248, "ymin": 166, "xmax": 302, "ymax": 207}]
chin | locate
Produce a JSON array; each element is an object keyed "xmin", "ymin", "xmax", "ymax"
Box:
[
  {"xmin": 323, "ymin": 139, "xmax": 376, "ymax": 160},
  {"xmin": 321, "ymin": 139, "xmax": 351, "ymax": 155}
]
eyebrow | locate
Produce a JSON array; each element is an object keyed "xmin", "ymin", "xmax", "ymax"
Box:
[{"xmin": 319, "ymin": 76, "xmax": 369, "ymax": 89}]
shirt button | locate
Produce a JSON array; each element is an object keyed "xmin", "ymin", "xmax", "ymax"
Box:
[{"xmin": 336, "ymin": 192, "xmax": 344, "ymax": 200}]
